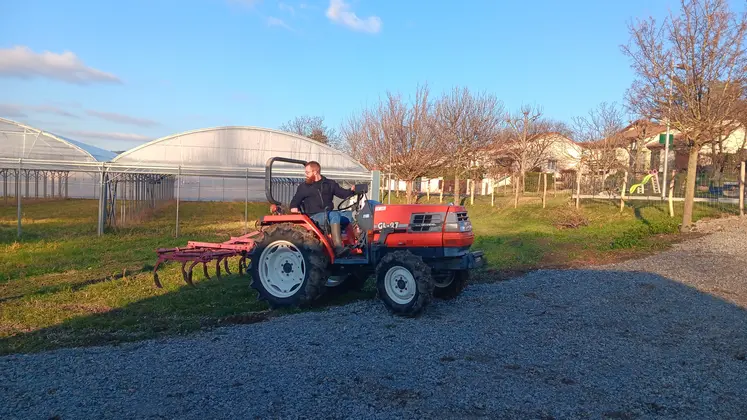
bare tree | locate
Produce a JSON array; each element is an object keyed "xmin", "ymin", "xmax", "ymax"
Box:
[
  {"xmin": 434, "ymin": 86, "xmax": 504, "ymax": 205},
  {"xmin": 571, "ymin": 102, "xmax": 629, "ymax": 192},
  {"xmin": 500, "ymin": 105, "xmax": 554, "ymax": 208},
  {"xmin": 621, "ymin": 0, "xmax": 747, "ymax": 230},
  {"xmin": 280, "ymin": 115, "xmax": 340, "ymax": 146},
  {"xmin": 341, "ymin": 84, "xmax": 445, "ymax": 203}
]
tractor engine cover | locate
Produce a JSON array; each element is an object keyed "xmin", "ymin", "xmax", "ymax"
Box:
[{"xmin": 369, "ymin": 204, "xmax": 474, "ymax": 249}]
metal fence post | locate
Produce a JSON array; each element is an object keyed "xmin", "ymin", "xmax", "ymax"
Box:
[
  {"xmin": 97, "ymin": 165, "xmax": 106, "ymax": 236},
  {"xmin": 740, "ymin": 161, "xmax": 745, "ymax": 217},
  {"xmin": 371, "ymin": 170, "xmax": 381, "ymax": 201},
  {"xmin": 175, "ymin": 166, "xmax": 181, "ymax": 238},
  {"xmin": 245, "ymin": 168, "xmax": 249, "ymax": 234},
  {"xmin": 17, "ymin": 159, "xmax": 22, "ymax": 238}
]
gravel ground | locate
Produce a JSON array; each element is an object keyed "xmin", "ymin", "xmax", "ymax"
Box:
[{"xmin": 2, "ymin": 217, "xmax": 747, "ymax": 419}]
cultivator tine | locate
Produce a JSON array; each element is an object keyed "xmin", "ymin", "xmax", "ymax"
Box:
[
  {"xmin": 238, "ymin": 256, "xmax": 247, "ymax": 275},
  {"xmin": 223, "ymin": 257, "xmax": 231, "ymax": 275},
  {"xmin": 153, "ymin": 259, "xmax": 164, "ymax": 288},
  {"xmin": 181, "ymin": 261, "xmax": 194, "ymax": 286},
  {"xmin": 152, "ymin": 231, "xmax": 259, "ymax": 288},
  {"xmin": 188, "ymin": 261, "xmax": 200, "ymax": 285}
]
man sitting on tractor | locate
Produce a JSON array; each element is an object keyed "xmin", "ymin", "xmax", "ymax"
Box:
[{"xmin": 289, "ymin": 161, "xmax": 355, "ymax": 256}]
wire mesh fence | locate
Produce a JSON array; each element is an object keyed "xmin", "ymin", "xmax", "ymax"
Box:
[
  {"xmin": 569, "ymin": 162, "xmax": 747, "ymax": 213},
  {"xmin": 1, "ymin": 158, "xmax": 377, "ymax": 239}
]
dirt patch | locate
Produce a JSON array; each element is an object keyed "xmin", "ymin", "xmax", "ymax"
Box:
[{"xmin": 688, "ymin": 215, "xmax": 747, "ymax": 234}]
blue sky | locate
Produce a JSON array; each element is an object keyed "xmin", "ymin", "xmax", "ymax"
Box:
[{"xmin": 1, "ymin": 0, "xmax": 741, "ymax": 152}]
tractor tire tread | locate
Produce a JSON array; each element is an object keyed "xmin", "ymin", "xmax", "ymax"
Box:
[
  {"xmin": 249, "ymin": 223, "xmax": 329, "ymax": 309},
  {"xmin": 375, "ymin": 250, "xmax": 434, "ymax": 317}
]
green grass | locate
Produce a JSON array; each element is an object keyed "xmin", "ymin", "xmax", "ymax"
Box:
[{"xmin": 0, "ymin": 193, "xmax": 736, "ymax": 355}]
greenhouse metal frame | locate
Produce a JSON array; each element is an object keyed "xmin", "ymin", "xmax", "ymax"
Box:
[{"xmin": 1, "ymin": 119, "xmax": 378, "ymax": 238}]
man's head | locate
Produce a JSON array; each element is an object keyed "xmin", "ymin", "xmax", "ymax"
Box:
[{"xmin": 304, "ymin": 161, "xmax": 322, "ymax": 184}]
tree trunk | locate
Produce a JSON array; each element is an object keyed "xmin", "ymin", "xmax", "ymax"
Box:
[
  {"xmin": 514, "ymin": 173, "xmax": 519, "ymax": 208},
  {"xmin": 454, "ymin": 174, "xmax": 460, "ymax": 205},
  {"xmin": 470, "ymin": 178, "xmax": 475, "ymax": 205},
  {"xmin": 406, "ymin": 180, "xmax": 414, "ymax": 204},
  {"xmin": 681, "ymin": 146, "xmax": 700, "ymax": 232},
  {"xmin": 537, "ymin": 171, "xmax": 542, "ymax": 193}
]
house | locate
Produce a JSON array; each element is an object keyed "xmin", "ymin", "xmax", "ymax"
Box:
[
  {"xmin": 644, "ymin": 122, "xmax": 747, "ymax": 172},
  {"xmin": 475, "ymin": 131, "xmax": 583, "ymax": 194}
]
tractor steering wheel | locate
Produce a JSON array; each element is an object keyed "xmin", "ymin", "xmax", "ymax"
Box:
[{"xmin": 337, "ymin": 194, "xmax": 358, "ymax": 211}]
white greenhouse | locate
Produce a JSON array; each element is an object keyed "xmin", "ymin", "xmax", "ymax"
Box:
[
  {"xmin": 1, "ymin": 120, "xmax": 377, "ymax": 237},
  {"xmin": 111, "ymin": 126, "xmax": 373, "ymax": 203},
  {"xmin": 0, "ymin": 117, "xmax": 115, "ymax": 201}
]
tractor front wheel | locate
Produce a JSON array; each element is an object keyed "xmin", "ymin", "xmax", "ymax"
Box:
[
  {"xmin": 375, "ymin": 251, "xmax": 434, "ymax": 317},
  {"xmin": 249, "ymin": 223, "xmax": 329, "ymax": 309}
]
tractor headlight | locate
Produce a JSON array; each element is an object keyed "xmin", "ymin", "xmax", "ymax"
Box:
[{"xmin": 444, "ymin": 211, "xmax": 472, "ymax": 232}]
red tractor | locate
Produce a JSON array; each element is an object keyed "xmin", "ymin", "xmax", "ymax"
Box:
[{"xmin": 153, "ymin": 157, "xmax": 484, "ymax": 317}]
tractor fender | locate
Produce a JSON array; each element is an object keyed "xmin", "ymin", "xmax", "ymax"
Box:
[{"xmin": 259, "ymin": 214, "xmax": 337, "ymax": 263}]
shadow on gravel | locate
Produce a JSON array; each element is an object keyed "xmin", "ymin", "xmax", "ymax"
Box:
[
  {"xmin": 3, "ymin": 266, "xmax": 747, "ymax": 356},
  {"xmin": 0, "ymin": 272, "xmax": 377, "ymax": 356},
  {"xmin": 2, "ymin": 267, "xmax": 747, "ymax": 419}
]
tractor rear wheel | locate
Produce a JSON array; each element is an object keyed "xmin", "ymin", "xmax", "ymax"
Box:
[
  {"xmin": 433, "ymin": 270, "xmax": 469, "ymax": 299},
  {"xmin": 249, "ymin": 223, "xmax": 329, "ymax": 309},
  {"xmin": 375, "ymin": 250, "xmax": 434, "ymax": 317}
]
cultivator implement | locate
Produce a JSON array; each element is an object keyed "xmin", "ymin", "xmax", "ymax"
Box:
[{"xmin": 153, "ymin": 231, "xmax": 261, "ymax": 287}]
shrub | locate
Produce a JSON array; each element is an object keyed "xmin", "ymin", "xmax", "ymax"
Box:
[{"xmin": 550, "ymin": 206, "xmax": 590, "ymax": 229}]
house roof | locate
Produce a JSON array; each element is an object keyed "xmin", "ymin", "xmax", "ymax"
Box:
[{"xmin": 578, "ymin": 119, "xmax": 669, "ymax": 150}]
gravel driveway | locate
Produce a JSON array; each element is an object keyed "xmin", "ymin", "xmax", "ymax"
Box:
[{"xmin": 2, "ymin": 217, "xmax": 747, "ymax": 419}]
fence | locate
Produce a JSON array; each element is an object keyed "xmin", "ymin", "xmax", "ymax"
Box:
[
  {"xmin": 0, "ymin": 157, "xmax": 378, "ymax": 239},
  {"xmin": 569, "ymin": 162, "xmax": 746, "ymax": 214}
]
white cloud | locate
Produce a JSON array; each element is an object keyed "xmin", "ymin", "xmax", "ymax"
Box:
[
  {"xmin": 0, "ymin": 46, "xmax": 122, "ymax": 85},
  {"xmin": 64, "ymin": 130, "xmax": 151, "ymax": 143},
  {"xmin": 86, "ymin": 110, "xmax": 160, "ymax": 127},
  {"xmin": 0, "ymin": 104, "xmax": 28, "ymax": 118},
  {"xmin": 278, "ymin": 2, "xmax": 295, "ymax": 14},
  {"xmin": 325, "ymin": 0, "xmax": 381, "ymax": 34},
  {"xmin": 267, "ymin": 16, "xmax": 293, "ymax": 31},
  {"xmin": 0, "ymin": 103, "xmax": 79, "ymax": 119},
  {"xmin": 32, "ymin": 104, "xmax": 79, "ymax": 118}
]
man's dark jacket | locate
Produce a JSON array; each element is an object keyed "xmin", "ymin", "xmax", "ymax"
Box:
[{"xmin": 290, "ymin": 176, "xmax": 355, "ymax": 215}]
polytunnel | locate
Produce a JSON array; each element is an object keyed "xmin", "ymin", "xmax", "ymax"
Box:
[
  {"xmin": 0, "ymin": 117, "xmax": 115, "ymax": 199},
  {"xmin": 1, "ymin": 122, "xmax": 378, "ymax": 237},
  {"xmin": 106, "ymin": 126, "xmax": 378, "ymax": 236},
  {"xmin": 0, "ymin": 117, "xmax": 119, "ymax": 237}
]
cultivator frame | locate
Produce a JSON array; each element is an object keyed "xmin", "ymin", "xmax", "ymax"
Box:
[
  {"xmin": 152, "ymin": 156, "xmax": 314, "ymax": 287},
  {"xmin": 153, "ymin": 231, "xmax": 261, "ymax": 287}
]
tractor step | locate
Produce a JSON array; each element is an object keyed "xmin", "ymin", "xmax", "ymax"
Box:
[{"xmin": 334, "ymin": 257, "xmax": 369, "ymax": 265}]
